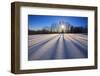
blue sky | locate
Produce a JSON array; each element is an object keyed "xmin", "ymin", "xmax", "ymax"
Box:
[{"xmin": 28, "ymin": 15, "xmax": 88, "ymax": 30}]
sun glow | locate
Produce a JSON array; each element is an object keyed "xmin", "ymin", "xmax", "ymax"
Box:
[{"xmin": 61, "ymin": 25, "xmax": 65, "ymax": 30}]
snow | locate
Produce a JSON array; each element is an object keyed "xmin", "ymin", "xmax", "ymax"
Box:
[{"xmin": 28, "ymin": 34, "xmax": 88, "ymax": 60}]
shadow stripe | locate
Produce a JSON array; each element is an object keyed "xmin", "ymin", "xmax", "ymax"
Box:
[
  {"xmin": 28, "ymin": 34, "xmax": 59, "ymax": 59},
  {"xmin": 67, "ymin": 35, "xmax": 88, "ymax": 58}
]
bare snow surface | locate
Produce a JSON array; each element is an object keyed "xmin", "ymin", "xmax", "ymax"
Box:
[{"xmin": 28, "ymin": 34, "xmax": 88, "ymax": 60}]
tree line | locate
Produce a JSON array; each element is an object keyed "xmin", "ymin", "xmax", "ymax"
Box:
[{"xmin": 29, "ymin": 26, "xmax": 87, "ymax": 35}]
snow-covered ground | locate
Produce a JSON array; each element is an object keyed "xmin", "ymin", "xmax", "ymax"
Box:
[{"xmin": 28, "ymin": 34, "xmax": 88, "ymax": 60}]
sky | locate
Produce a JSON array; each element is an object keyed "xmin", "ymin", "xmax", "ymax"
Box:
[{"xmin": 28, "ymin": 15, "xmax": 88, "ymax": 30}]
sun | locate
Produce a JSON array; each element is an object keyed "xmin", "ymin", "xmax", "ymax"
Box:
[{"xmin": 61, "ymin": 25, "xmax": 65, "ymax": 29}]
